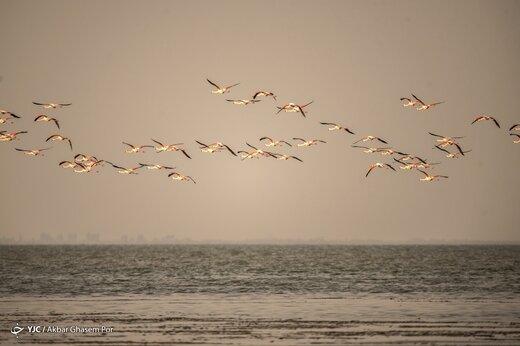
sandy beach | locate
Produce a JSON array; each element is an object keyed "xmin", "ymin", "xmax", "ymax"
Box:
[{"xmin": 1, "ymin": 294, "xmax": 519, "ymax": 345}]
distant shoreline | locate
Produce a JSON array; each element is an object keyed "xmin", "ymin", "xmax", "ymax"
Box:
[{"xmin": 1, "ymin": 243, "xmax": 519, "ymax": 246}]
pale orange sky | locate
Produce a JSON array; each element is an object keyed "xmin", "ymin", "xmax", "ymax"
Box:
[{"xmin": 0, "ymin": 0, "xmax": 519, "ymax": 243}]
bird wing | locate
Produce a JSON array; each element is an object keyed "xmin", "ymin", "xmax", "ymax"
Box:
[
  {"xmin": 320, "ymin": 122, "xmax": 335, "ymax": 126},
  {"xmin": 471, "ymin": 116, "xmax": 483, "ymax": 124},
  {"xmin": 195, "ymin": 140, "xmax": 209, "ymax": 147},
  {"xmin": 206, "ymin": 79, "xmax": 221, "ymax": 89},
  {"xmin": 34, "ymin": 115, "xmax": 45, "ymax": 121},
  {"xmin": 291, "ymin": 156, "xmax": 303, "ymax": 162},
  {"xmin": 122, "ymin": 142, "xmax": 135, "ymax": 149},
  {"xmin": 454, "ymin": 143, "xmax": 465, "ymax": 155},
  {"xmin": 365, "ymin": 166, "xmax": 376, "ymax": 177},
  {"xmin": 385, "ymin": 164, "xmax": 396, "ymax": 171},
  {"xmin": 433, "ymin": 145, "xmax": 450, "ymax": 154},
  {"xmin": 377, "ymin": 137, "xmax": 388, "ymax": 144},
  {"xmin": 400, "ymin": 97, "xmax": 411, "ymax": 102},
  {"xmin": 411, "ymin": 94, "xmax": 425, "ymax": 105},
  {"xmin": 259, "ymin": 137, "xmax": 272, "ymax": 142},
  {"xmin": 226, "ymin": 83, "xmax": 240, "ymax": 89},
  {"xmin": 418, "ymin": 169, "xmax": 429, "ymax": 177},
  {"xmin": 32, "ymin": 102, "xmax": 47, "ymax": 106},
  {"xmin": 181, "ymin": 149, "xmax": 192, "ymax": 159},
  {"xmin": 68, "ymin": 139, "xmax": 73, "ymax": 151},
  {"xmin": 428, "ymin": 132, "xmax": 444, "ymax": 138},
  {"xmin": 45, "ymin": 135, "xmax": 57, "ymax": 141},
  {"xmin": 301, "ymin": 101, "xmax": 314, "ymax": 108},
  {"xmin": 344, "ymin": 128, "xmax": 355, "ymax": 134},
  {"xmin": 151, "ymin": 139, "xmax": 164, "ymax": 146},
  {"xmin": 491, "ymin": 117, "xmax": 501, "ymax": 128},
  {"xmin": 509, "ymin": 124, "xmax": 519, "ymax": 131},
  {"xmin": 224, "ymin": 145, "xmax": 237, "ymax": 156},
  {"xmin": 246, "ymin": 142, "xmax": 258, "ymax": 150},
  {"xmin": 58, "ymin": 103, "xmax": 72, "ymax": 106},
  {"xmin": 52, "ymin": 118, "xmax": 60, "ymax": 129},
  {"xmin": 292, "ymin": 138, "xmax": 305, "ymax": 142},
  {"xmin": 281, "ymin": 141, "xmax": 292, "ymax": 147}
]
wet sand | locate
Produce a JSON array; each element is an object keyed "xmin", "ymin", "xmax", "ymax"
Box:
[{"xmin": 1, "ymin": 294, "xmax": 519, "ymax": 345}]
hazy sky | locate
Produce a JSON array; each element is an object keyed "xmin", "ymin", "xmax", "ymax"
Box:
[{"xmin": 1, "ymin": 0, "xmax": 519, "ymax": 243}]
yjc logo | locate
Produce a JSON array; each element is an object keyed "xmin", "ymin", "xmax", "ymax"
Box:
[{"xmin": 10, "ymin": 323, "xmax": 24, "ymax": 338}]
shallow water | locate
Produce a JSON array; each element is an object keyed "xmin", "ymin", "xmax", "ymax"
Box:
[{"xmin": 1, "ymin": 245, "xmax": 519, "ymax": 344}]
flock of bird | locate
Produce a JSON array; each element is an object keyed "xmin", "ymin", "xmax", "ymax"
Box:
[{"xmin": 1, "ymin": 86, "xmax": 518, "ymax": 184}]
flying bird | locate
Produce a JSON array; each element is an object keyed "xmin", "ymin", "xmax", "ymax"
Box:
[
  {"xmin": 400, "ymin": 97, "xmax": 420, "ymax": 107},
  {"xmin": 412, "ymin": 94, "xmax": 444, "ymax": 111},
  {"xmin": 106, "ymin": 162, "xmax": 143, "ymax": 174},
  {"xmin": 59, "ymin": 161, "xmax": 99, "ymax": 173},
  {"xmin": 272, "ymin": 153, "xmax": 303, "ymax": 162},
  {"xmin": 34, "ymin": 115, "xmax": 60, "ymax": 129},
  {"xmin": 32, "ymin": 102, "xmax": 71, "ymax": 109},
  {"xmin": 252, "ymin": 91, "xmax": 277, "ymax": 101},
  {"xmin": 74, "ymin": 153, "xmax": 100, "ymax": 164},
  {"xmin": 0, "ymin": 110, "xmax": 21, "ymax": 124},
  {"xmin": 471, "ymin": 115, "xmax": 500, "ymax": 128},
  {"xmin": 46, "ymin": 134, "xmax": 73, "ymax": 150},
  {"xmin": 377, "ymin": 148, "xmax": 409, "ymax": 156},
  {"xmin": 433, "ymin": 145, "xmax": 471, "ymax": 158},
  {"xmin": 139, "ymin": 163, "xmax": 176, "ymax": 170},
  {"xmin": 240, "ymin": 143, "xmax": 277, "ymax": 160},
  {"xmin": 59, "ymin": 161, "xmax": 79, "ymax": 169},
  {"xmin": 259, "ymin": 137, "xmax": 292, "ymax": 147},
  {"xmin": 428, "ymin": 133, "xmax": 466, "ymax": 155},
  {"xmin": 319, "ymin": 122, "xmax": 355, "ymax": 134},
  {"xmin": 15, "ymin": 147, "xmax": 51, "ymax": 156},
  {"xmin": 0, "ymin": 130, "xmax": 27, "ymax": 142},
  {"xmin": 276, "ymin": 101, "xmax": 313, "ymax": 117},
  {"xmin": 509, "ymin": 124, "xmax": 520, "ymax": 132},
  {"xmin": 152, "ymin": 139, "xmax": 191, "ymax": 158},
  {"xmin": 351, "ymin": 145, "xmax": 391, "ymax": 154},
  {"xmin": 168, "ymin": 172, "xmax": 196, "ymax": 184},
  {"xmin": 122, "ymin": 142, "xmax": 154, "ymax": 153},
  {"xmin": 226, "ymin": 99, "xmax": 261, "ymax": 106},
  {"xmin": 206, "ymin": 79, "xmax": 240, "ymax": 94},
  {"xmin": 510, "ymin": 133, "xmax": 520, "ymax": 144},
  {"xmin": 417, "ymin": 169, "xmax": 448, "ymax": 182},
  {"xmin": 365, "ymin": 163, "xmax": 396, "ymax": 177},
  {"xmin": 293, "ymin": 138, "xmax": 326, "ymax": 147},
  {"xmin": 352, "ymin": 135, "xmax": 388, "ymax": 145},
  {"xmin": 195, "ymin": 140, "xmax": 237, "ymax": 156},
  {"xmin": 394, "ymin": 158, "xmax": 440, "ymax": 170},
  {"xmin": 428, "ymin": 132, "xmax": 464, "ymax": 143}
]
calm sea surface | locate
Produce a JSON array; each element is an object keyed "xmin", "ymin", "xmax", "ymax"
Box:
[
  {"xmin": 1, "ymin": 245, "xmax": 519, "ymax": 345},
  {"xmin": 1, "ymin": 245, "xmax": 519, "ymax": 297}
]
